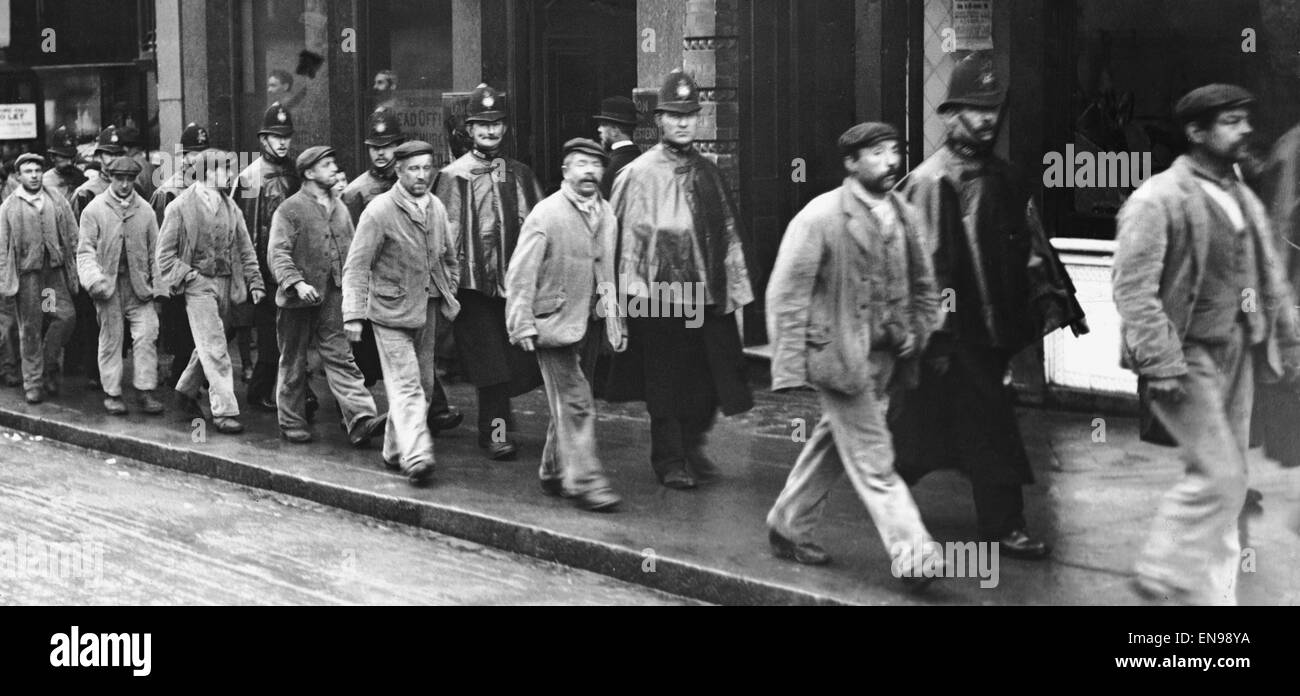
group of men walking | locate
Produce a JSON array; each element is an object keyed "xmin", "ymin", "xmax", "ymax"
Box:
[{"xmin": 1, "ymin": 54, "xmax": 1293, "ymax": 604}]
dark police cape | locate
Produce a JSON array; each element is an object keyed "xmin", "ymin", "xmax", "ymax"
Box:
[{"xmin": 891, "ymin": 145, "xmax": 1087, "ymax": 484}]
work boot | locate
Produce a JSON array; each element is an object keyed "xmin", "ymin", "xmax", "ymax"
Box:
[
  {"xmin": 347, "ymin": 413, "xmax": 388, "ymax": 447},
  {"xmin": 24, "ymin": 387, "xmax": 45, "ymax": 404},
  {"xmin": 479, "ymin": 439, "xmax": 518, "ymax": 461},
  {"xmin": 103, "ymin": 395, "xmax": 128, "ymax": 415},
  {"xmin": 137, "ymin": 390, "xmax": 165, "ymax": 415},
  {"xmin": 998, "ymin": 529, "xmax": 1051, "ymax": 561},
  {"xmin": 429, "ymin": 407, "xmax": 464, "ymax": 434},
  {"xmin": 214, "ymin": 417, "xmax": 244, "ymax": 434},
  {"xmin": 768, "ymin": 529, "xmax": 831, "ymax": 566},
  {"xmin": 405, "ymin": 460, "xmax": 436, "ymax": 486},
  {"xmin": 574, "ymin": 487, "xmax": 621, "ymax": 513},
  {"xmin": 660, "ymin": 468, "xmax": 697, "ymax": 490},
  {"xmin": 281, "ymin": 428, "xmax": 312, "ymax": 444}
]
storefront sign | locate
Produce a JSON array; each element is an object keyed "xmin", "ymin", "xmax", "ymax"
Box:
[
  {"xmin": 632, "ymin": 88, "xmax": 658, "ymax": 149},
  {"xmin": 390, "ymin": 90, "xmax": 451, "ymax": 168},
  {"xmin": 954, "ymin": 0, "xmax": 993, "ymax": 51},
  {"xmin": 0, "ymin": 104, "xmax": 38, "ymax": 140}
]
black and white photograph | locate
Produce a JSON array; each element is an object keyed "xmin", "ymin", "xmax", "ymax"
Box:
[{"xmin": 0, "ymin": 0, "xmax": 1296, "ymax": 674}]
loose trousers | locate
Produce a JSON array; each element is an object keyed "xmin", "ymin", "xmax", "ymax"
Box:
[
  {"xmin": 16, "ymin": 266, "xmax": 75, "ymax": 392},
  {"xmin": 275, "ymin": 277, "xmax": 379, "ymax": 433},
  {"xmin": 175, "ymin": 275, "xmax": 240, "ymax": 418},
  {"xmin": 93, "ymin": 274, "xmax": 159, "ymax": 397},
  {"xmin": 1136, "ymin": 327, "xmax": 1253, "ymax": 605},
  {"xmin": 767, "ymin": 352, "xmax": 933, "ymax": 571},
  {"xmin": 372, "ymin": 303, "xmax": 439, "ymax": 470},
  {"xmin": 0, "ymin": 296, "xmax": 20, "ymax": 382},
  {"xmin": 537, "ymin": 340, "xmax": 611, "ymax": 495}
]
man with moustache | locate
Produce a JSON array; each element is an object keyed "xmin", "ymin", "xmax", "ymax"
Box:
[
  {"xmin": 594, "ymin": 96, "xmax": 641, "ymax": 199},
  {"xmin": 343, "ymin": 108, "xmax": 464, "ymax": 433},
  {"xmin": 344, "ymin": 140, "xmax": 460, "ymax": 485},
  {"xmin": 151, "ymin": 122, "xmax": 210, "ymax": 387},
  {"xmin": 506, "ymin": 138, "xmax": 626, "ymax": 512},
  {"xmin": 435, "ymin": 83, "xmax": 543, "ymax": 461},
  {"xmin": 157, "ymin": 149, "xmax": 266, "ymax": 435},
  {"xmin": 1116, "ymin": 85, "xmax": 1300, "ymax": 605},
  {"xmin": 893, "ymin": 54, "xmax": 1087, "ymax": 559},
  {"xmin": 605, "ymin": 69, "xmax": 754, "ymax": 490},
  {"xmin": 268, "ymin": 146, "xmax": 387, "ymax": 446},
  {"xmin": 234, "ymin": 102, "xmax": 301, "ymax": 412},
  {"xmin": 69, "ymin": 126, "xmax": 129, "ymax": 389},
  {"xmin": 765, "ymin": 123, "xmax": 943, "ymax": 584},
  {"xmin": 42, "ymin": 125, "xmax": 86, "ymax": 204},
  {"xmin": 76, "ymin": 156, "xmax": 165, "ymax": 416},
  {"xmin": 0, "ymin": 153, "xmax": 79, "ymax": 403}
]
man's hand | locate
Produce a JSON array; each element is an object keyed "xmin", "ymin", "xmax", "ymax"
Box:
[
  {"xmin": 294, "ymin": 281, "xmax": 320, "ymax": 304},
  {"xmin": 251, "ymin": 289, "xmax": 266, "ymax": 305},
  {"xmin": 519, "ymin": 336, "xmax": 536, "ymax": 352},
  {"xmin": 896, "ymin": 332, "xmax": 917, "ymax": 359},
  {"xmin": 344, "ymin": 320, "xmax": 363, "ymax": 343},
  {"xmin": 1147, "ymin": 376, "xmax": 1187, "ymax": 404}
]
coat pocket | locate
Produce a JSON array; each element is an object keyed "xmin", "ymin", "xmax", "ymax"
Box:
[
  {"xmin": 533, "ymin": 294, "xmax": 566, "ymax": 318},
  {"xmin": 373, "ymin": 280, "xmax": 407, "ymax": 299}
]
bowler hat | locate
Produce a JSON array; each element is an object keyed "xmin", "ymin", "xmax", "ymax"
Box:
[{"xmin": 594, "ymin": 96, "xmax": 638, "ymax": 126}]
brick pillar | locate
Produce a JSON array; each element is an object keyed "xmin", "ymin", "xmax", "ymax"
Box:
[{"xmin": 684, "ymin": 0, "xmax": 740, "ymax": 197}]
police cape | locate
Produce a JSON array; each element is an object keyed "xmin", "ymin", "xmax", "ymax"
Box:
[
  {"xmin": 1252, "ymin": 123, "xmax": 1300, "ymax": 468},
  {"xmin": 890, "ymin": 145, "xmax": 1086, "ymax": 483}
]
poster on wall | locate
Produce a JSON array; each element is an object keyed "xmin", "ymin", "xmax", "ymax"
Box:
[
  {"xmin": 0, "ymin": 103, "xmax": 38, "ymax": 140},
  {"xmin": 954, "ymin": 0, "xmax": 994, "ymax": 51}
]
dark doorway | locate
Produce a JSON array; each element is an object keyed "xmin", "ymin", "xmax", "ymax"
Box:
[{"xmin": 524, "ymin": 0, "xmax": 637, "ymax": 191}]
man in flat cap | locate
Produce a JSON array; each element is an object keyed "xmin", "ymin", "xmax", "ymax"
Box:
[
  {"xmin": 76, "ymin": 156, "xmax": 165, "ymax": 415},
  {"xmin": 43, "ymin": 125, "xmax": 86, "ymax": 204},
  {"xmin": 151, "ymin": 122, "xmax": 210, "ymax": 388},
  {"xmin": 1115, "ymin": 84, "xmax": 1300, "ymax": 605},
  {"xmin": 0, "ymin": 153, "xmax": 79, "ymax": 403},
  {"xmin": 234, "ymin": 102, "xmax": 301, "ymax": 413},
  {"xmin": 594, "ymin": 96, "xmax": 642, "ymax": 199},
  {"xmin": 68, "ymin": 125, "xmax": 130, "ymax": 389},
  {"xmin": 116, "ymin": 126, "xmax": 156, "ymax": 201},
  {"xmin": 435, "ymin": 83, "xmax": 544, "ymax": 460},
  {"xmin": 157, "ymin": 149, "xmax": 266, "ymax": 434},
  {"xmin": 505, "ymin": 138, "xmax": 626, "ymax": 512},
  {"xmin": 344, "ymin": 140, "xmax": 460, "ymax": 485},
  {"xmin": 344, "ymin": 108, "xmax": 464, "ymax": 434},
  {"xmin": 268, "ymin": 145, "xmax": 388, "ymax": 446},
  {"xmin": 605, "ymin": 69, "xmax": 754, "ymax": 490},
  {"xmin": 893, "ymin": 53, "xmax": 1087, "ymax": 559},
  {"xmin": 765, "ymin": 123, "xmax": 943, "ymax": 583}
]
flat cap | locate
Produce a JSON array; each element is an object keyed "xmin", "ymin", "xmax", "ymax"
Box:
[
  {"xmin": 296, "ymin": 146, "xmax": 336, "ymax": 176},
  {"xmin": 15, "ymin": 153, "xmax": 46, "ymax": 169},
  {"xmin": 1174, "ymin": 84, "xmax": 1256, "ymax": 124},
  {"xmin": 393, "ymin": 139, "xmax": 435, "ymax": 161},
  {"xmin": 837, "ymin": 122, "xmax": 902, "ymax": 157},
  {"xmin": 562, "ymin": 137, "xmax": 608, "ymax": 165},
  {"xmin": 104, "ymin": 156, "xmax": 143, "ymax": 176}
]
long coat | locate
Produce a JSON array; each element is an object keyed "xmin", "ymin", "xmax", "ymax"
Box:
[
  {"xmin": 155, "ymin": 185, "xmax": 264, "ymax": 303},
  {"xmin": 504, "ymin": 186, "xmax": 623, "ymax": 349},
  {"xmin": 0, "ymin": 187, "xmax": 80, "ymax": 298},
  {"xmin": 76, "ymin": 189, "xmax": 161, "ymax": 302},
  {"xmin": 342, "ymin": 185, "xmax": 460, "ymax": 330},
  {"xmin": 233, "ymin": 155, "xmax": 300, "ymax": 290},
  {"xmin": 767, "ymin": 180, "xmax": 940, "ymax": 396},
  {"xmin": 600, "ymin": 143, "xmax": 641, "ymax": 200},
  {"xmin": 602, "ymin": 143, "xmax": 754, "ymax": 417}
]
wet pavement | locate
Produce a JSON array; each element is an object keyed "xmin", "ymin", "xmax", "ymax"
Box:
[
  {"xmin": 1, "ymin": 363, "xmax": 1297, "ymax": 605},
  {"xmin": 0, "ymin": 429, "xmax": 696, "ymax": 605}
]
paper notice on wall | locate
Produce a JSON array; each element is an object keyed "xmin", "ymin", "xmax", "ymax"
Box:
[
  {"xmin": 390, "ymin": 90, "xmax": 451, "ymax": 168},
  {"xmin": 0, "ymin": 104, "xmax": 38, "ymax": 140},
  {"xmin": 954, "ymin": 0, "xmax": 993, "ymax": 51}
]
